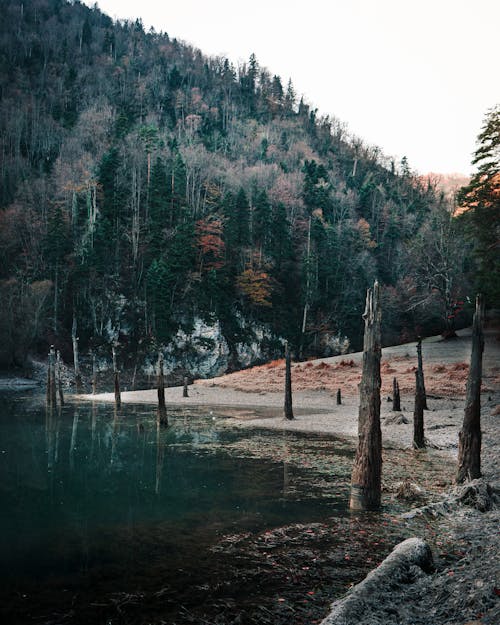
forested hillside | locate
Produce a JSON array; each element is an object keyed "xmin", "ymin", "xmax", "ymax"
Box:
[{"xmin": 0, "ymin": 0, "xmax": 473, "ymax": 375}]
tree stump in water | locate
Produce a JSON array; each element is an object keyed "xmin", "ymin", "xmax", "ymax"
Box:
[
  {"xmin": 157, "ymin": 353, "xmax": 168, "ymax": 426},
  {"xmin": 112, "ymin": 345, "xmax": 121, "ymax": 409},
  {"xmin": 350, "ymin": 282, "xmax": 382, "ymax": 511},
  {"xmin": 457, "ymin": 294, "xmax": 484, "ymax": 483},
  {"xmin": 56, "ymin": 350, "xmax": 64, "ymax": 406},
  {"xmin": 284, "ymin": 341, "xmax": 294, "ymax": 420}
]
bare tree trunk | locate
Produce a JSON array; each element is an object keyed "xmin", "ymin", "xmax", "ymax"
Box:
[
  {"xmin": 92, "ymin": 352, "xmax": 97, "ymax": 395},
  {"xmin": 350, "ymin": 282, "xmax": 382, "ymax": 511},
  {"xmin": 56, "ymin": 350, "xmax": 64, "ymax": 406},
  {"xmin": 157, "ymin": 353, "xmax": 167, "ymax": 426},
  {"xmin": 72, "ymin": 314, "xmax": 82, "ymax": 393},
  {"xmin": 300, "ymin": 216, "xmax": 312, "ymax": 359},
  {"xmin": 183, "ymin": 376, "xmax": 189, "ymax": 398},
  {"xmin": 392, "ymin": 377, "xmax": 401, "ymax": 411},
  {"xmin": 457, "ymin": 295, "xmax": 484, "ymax": 483},
  {"xmin": 49, "ymin": 345, "xmax": 57, "ymax": 407},
  {"xmin": 337, "ymin": 388, "xmax": 342, "ymax": 405},
  {"xmin": 284, "ymin": 341, "xmax": 294, "ymax": 420},
  {"xmin": 416, "ymin": 338, "xmax": 428, "ymax": 410},
  {"xmin": 112, "ymin": 345, "xmax": 121, "ymax": 409},
  {"xmin": 413, "ymin": 371, "xmax": 425, "ymax": 448}
]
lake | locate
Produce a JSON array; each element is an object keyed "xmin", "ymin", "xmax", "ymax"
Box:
[{"xmin": 0, "ymin": 391, "xmax": 410, "ymax": 624}]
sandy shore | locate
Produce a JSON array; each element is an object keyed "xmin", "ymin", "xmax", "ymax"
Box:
[{"xmin": 79, "ymin": 328, "xmax": 499, "ymax": 454}]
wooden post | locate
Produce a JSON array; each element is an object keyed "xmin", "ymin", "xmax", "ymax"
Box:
[
  {"xmin": 56, "ymin": 350, "xmax": 64, "ymax": 406},
  {"xmin": 416, "ymin": 337, "xmax": 428, "ymax": 410},
  {"xmin": 183, "ymin": 376, "xmax": 189, "ymax": 398},
  {"xmin": 413, "ymin": 370, "xmax": 425, "ymax": 448},
  {"xmin": 457, "ymin": 295, "xmax": 484, "ymax": 483},
  {"xmin": 92, "ymin": 352, "xmax": 97, "ymax": 395},
  {"xmin": 350, "ymin": 282, "xmax": 382, "ymax": 511},
  {"xmin": 112, "ymin": 345, "xmax": 121, "ymax": 409},
  {"xmin": 284, "ymin": 341, "xmax": 294, "ymax": 420},
  {"xmin": 72, "ymin": 315, "xmax": 82, "ymax": 393},
  {"xmin": 392, "ymin": 377, "xmax": 401, "ymax": 411},
  {"xmin": 157, "ymin": 353, "xmax": 167, "ymax": 426},
  {"xmin": 336, "ymin": 388, "xmax": 342, "ymax": 405}
]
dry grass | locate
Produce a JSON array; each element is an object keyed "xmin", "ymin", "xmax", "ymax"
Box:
[{"xmin": 196, "ymin": 355, "xmax": 475, "ymax": 398}]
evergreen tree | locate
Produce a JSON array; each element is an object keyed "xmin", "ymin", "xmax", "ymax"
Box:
[{"xmin": 457, "ymin": 105, "xmax": 500, "ymax": 307}]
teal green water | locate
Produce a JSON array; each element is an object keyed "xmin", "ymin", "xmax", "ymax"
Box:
[{"xmin": 0, "ymin": 393, "xmax": 350, "ymax": 591}]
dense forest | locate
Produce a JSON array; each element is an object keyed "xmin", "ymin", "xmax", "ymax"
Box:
[{"xmin": 0, "ymin": 0, "xmax": 491, "ymax": 377}]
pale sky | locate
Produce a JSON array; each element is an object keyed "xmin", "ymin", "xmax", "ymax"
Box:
[{"xmin": 83, "ymin": 0, "xmax": 500, "ymax": 175}]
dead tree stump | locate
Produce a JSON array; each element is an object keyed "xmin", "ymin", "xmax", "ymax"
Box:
[
  {"xmin": 49, "ymin": 346, "xmax": 57, "ymax": 407},
  {"xmin": 72, "ymin": 315, "xmax": 82, "ymax": 393},
  {"xmin": 112, "ymin": 345, "xmax": 121, "ymax": 409},
  {"xmin": 157, "ymin": 353, "xmax": 168, "ymax": 426},
  {"xmin": 392, "ymin": 377, "xmax": 401, "ymax": 411},
  {"xmin": 413, "ymin": 370, "xmax": 425, "ymax": 448},
  {"xmin": 337, "ymin": 388, "xmax": 342, "ymax": 405},
  {"xmin": 416, "ymin": 337, "xmax": 428, "ymax": 410},
  {"xmin": 56, "ymin": 350, "xmax": 64, "ymax": 406},
  {"xmin": 92, "ymin": 352, "xmax": 97, "ymax": 395},
  {"xmin": 350, "ymin": 282, "xmax": 382, "ymax": 511},
  {"xmin": 284, "ymin": 341, "xmax": 294, "ymax": 420},
  {"xmin": 183, "ymin": 376, "xmax": 189, "ymax": 398},
  {"xmin": 457, "ymin": 295, "xmax": 484, "ymax": 483}
]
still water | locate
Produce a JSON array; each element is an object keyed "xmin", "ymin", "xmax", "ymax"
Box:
[{"xmin": 0, "ymin": 391, "xmax": 369, "ymax": 624}]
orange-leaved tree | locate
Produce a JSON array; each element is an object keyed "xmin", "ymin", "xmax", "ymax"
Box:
[{"xmin": 195, "ymin": 216, "xmax": 225, "ymax": 273}]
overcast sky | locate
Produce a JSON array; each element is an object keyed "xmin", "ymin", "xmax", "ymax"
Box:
[{"xmin": 83, "ymin": 0, "xmax": 499, "ymax": 175}]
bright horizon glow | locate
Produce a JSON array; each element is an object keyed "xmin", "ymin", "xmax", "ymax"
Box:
[{"xmin": 82, "ymin": 0, "xmax": 500, "ymax": 175}]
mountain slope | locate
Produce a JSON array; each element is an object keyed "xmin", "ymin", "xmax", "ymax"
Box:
[{"xmin": 0, "ymin": 0, "xmax": 471, "ymax": 373}]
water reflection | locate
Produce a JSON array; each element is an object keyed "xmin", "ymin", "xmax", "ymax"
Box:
[{"xmin": 1, "ymin": 392, "xmax": 352, "ymax": 613}]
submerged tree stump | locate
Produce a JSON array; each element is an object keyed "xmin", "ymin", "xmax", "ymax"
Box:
[
  {"xmin": 56, "ymin": 350, "xmax": 64, "ymax": 406},
  {"xmin": 72, "ymin": 315, "xmax": 82, "ymax": 393},
  {"xmin": 284, "ymin": 341, "xmax": 294, "ymax": 420},
  {"xmin": 112, "ymin": 345, "xmax": 121, "ymax": 409},
  {"xmin": 392, "ymin": 377, "xmax": 400, "ymax": 411},
  {"xmin": 350, "ymin": 282, "xmax": 382, "ymax": 511},
  {"xmin": 413, "ymin": 370, "xmax": 425, "ymax": 448},
  {"xmin": 92, "ymin": 352, "xmax": 97, "ymax": 395},
  {"xmin": 46, "ymin": 346, "xmax": 57, "ymax": 407},
  {"xmin": 157, "ymin": 353, "xmax": 168, "ymax": 426},
  {"xmin": 457, "ymin": 294, "xmax": 484, "ymax": 483}
]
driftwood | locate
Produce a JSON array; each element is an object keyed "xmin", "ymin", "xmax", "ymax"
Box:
[
  {"xmin": 350, "ymin": 282, "xmax": 382, "ymax": 511},
  {"xmin": 320, "ymin": 538, "xmax": 434, "ymax": 625}
]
